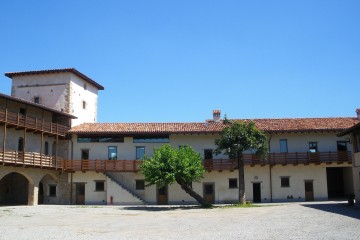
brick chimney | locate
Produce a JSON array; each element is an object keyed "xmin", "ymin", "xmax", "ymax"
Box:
[
  {"xmin": 356, "ymin": 108, "xmax": 360, "ymax": 120},
  {"xmin": 213, "ymin": 110, "xmax": 221, "ymax": 122}
]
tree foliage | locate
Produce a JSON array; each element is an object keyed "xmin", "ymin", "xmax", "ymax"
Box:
[
  {"xmin": 141, "ymin": 144, "xmax": 208, "ymax": 206},
  {"xmin": 214, "ymin": 119, "xmax": 268, "ymax": 204}
]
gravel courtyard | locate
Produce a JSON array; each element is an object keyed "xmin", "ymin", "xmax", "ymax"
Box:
[{"xmin": 0, "ymin": 201, "xmax": 359, "ymax": 240}]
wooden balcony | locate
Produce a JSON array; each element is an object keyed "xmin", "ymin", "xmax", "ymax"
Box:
[
  {"xmin": 1, "ymin": 150, "xmax": 352, "ymax": 172},
  {"xmin": 1, "ymin": 149, "xmax": 62, "ymax": 169},
  {"xmin": 62, "ymin": 159, "xmax": 142, "ymax": 172},
  {"xmin": 61, "ymin": 151, "xmax": 352, "ymax": 173},
  {"xmin": 0, "ymin": 108, "xmax": 70, "ymax": 137}
]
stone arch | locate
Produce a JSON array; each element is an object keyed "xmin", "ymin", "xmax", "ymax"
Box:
[
  {"xmin": 0, "ymin": 172, "xmax": 30, "ymax": 205},
  {"xmin": 38, "ymin": 173, "xmax": 59, "ymax": 205}
]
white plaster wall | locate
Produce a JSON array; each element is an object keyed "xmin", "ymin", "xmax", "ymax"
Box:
[
  {"xmin": 271, "ymin": 164, "xmax": 329, "ymax": 201},
  {"xmin": 72, "ymin": 172, "xmax": 107, "ymax": 204},
  {"xmin": 69, "ymin": 75, "xmax": 98, "ymax": 126},
  {"xmin": 270, "ymin": 132, "xmax": 351, "ymax": 153},
  {"xmin": 72, "ymin": 134, "xmax": 227, "ymax": 160},
  {"xmin": 11, "ymin": 73, "xmax": 70, "ymax": 112}
]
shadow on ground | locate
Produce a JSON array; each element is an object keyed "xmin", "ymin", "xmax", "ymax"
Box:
[
  {"xmin": 122, "ymin": 206, "xmax": 204, "ymax": 211},
  {"xmin": 302, "ymin": 203, "xmax": 360, "ymax": 220}
]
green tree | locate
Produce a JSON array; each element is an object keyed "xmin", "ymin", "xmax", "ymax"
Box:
[
  {"xmin": 214, "ymin": 119, "xmax": 268, "ymax": 204},
  {"xmin": 140, "ymin": 144, "xmax": 208, "ymax": 206}
]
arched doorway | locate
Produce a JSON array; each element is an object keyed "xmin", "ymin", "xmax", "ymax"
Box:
[
  {"xmin": 0, "ymin": 172, "xmax": 29, "ymax": 205},
  {"xmin": 38, "ymin": 174, "xmax": 58, "ymax": 204}
]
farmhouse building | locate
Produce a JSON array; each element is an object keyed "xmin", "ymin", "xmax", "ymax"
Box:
[{"xmin": 0, "ymin": 69, "xmax": 359, "ymax": 205}]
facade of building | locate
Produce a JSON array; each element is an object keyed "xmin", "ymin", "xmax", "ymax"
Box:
[{"xmin": 0, "ymin": 69, "xmax": 359, "ymax": 206}]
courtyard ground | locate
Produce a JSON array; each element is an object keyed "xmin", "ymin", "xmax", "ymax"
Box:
[{"xmin": 0, "ymin": 201, "xmax": 359, "ymax": 240}]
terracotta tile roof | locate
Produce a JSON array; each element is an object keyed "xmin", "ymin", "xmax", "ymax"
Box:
[
  {"xmin": 69, "ymin": 117, "xmax": 360, "ymax": 134},
  {"xmin": 5, "ymin": 68, "xmax": 104, "ymax": 90}
]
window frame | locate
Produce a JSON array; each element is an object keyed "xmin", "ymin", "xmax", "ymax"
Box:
[
  {"xmin": 95, "ymin": 181, "xmax": 105, "ymax": 192},
  {"xmin": 229, "ymin": 178, "xmax": 238, "ymax": 189},
  {"xmin": 108, "ymin": 146, "xmax": 117, "ymax": 160},
  {"xmin": 135, "ymin": 179, "xmax": 145, "ymax": 190},
  {"xmin": 136, "ymin": 146, "xmax": 145, "ymax": 160},
  {"xmin": 309, "ymin": 142, "xmax": 318, "ymax": 153},
  {"xmin": 34, "ymin": 96, "xmax": 40, "ymax": 104},
  {"xmin": 49, "ymin": 184, "xmax": 57, "ymax": 197},
  {"xmin": 280, "ymin": 177, "xmax": 290, "ymax": 188},
  {"xmin": 204, "ymin": 149, "xmax": 213, "ymax": 160},
  {"xmin": 279, "ymin": 139, "xmax": 288, "ymax": 153}
]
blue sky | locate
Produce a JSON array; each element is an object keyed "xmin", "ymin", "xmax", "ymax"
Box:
[{"xmin": 1, "ymin": 0, "xmax": 359, "ymax": 122}]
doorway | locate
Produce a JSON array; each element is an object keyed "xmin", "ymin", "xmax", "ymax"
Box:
[
  {"xmin": 75, "ymin": 183, "xmax": 85, "ymax": 205},
  {"xmin": 305, "ymin": 181, "xmax": 314, "ymax": 201},
  {"xmin": 203, "ymin": 183, "xmax": 215, "ymax": 204},
  {"xmin": 157, "ymin": 185, "xmax": 168, "ymax": 205},
  {"xmin": 0, "ymin": 172, "xmax": 29, "ymax": 205},
  {"xmin": 253, "ymin": 182, "xmax": 261, "ymax": 203}
]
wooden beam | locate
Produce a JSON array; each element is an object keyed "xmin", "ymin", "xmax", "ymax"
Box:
[{"xmin": 2, "ymin": 109, "xmax": 7, "ymax": 165}]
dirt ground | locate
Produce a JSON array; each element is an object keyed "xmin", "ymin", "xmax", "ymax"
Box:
[{"xmin": 0, "ymin": 201, "xmax": 359, "ymax": 240}]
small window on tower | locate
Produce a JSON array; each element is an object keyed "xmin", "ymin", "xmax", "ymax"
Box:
[
  {"xmin": 82, "ymin": 101, "xmax": 86, "ymax": 109},
  {"xmin": 84, "ymin": 83, "xmax": 87, "ymax": 90},
  {"xmin": 34, "ymin": 96, "xmax": 40, "ymax": 104}
]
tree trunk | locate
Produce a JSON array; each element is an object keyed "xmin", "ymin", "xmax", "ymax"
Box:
[
  {"xmin": 238, "ymin": 153, "xmax": 246, "ymax": 204},
  {"xmin": 176, "ymin": 179, "xmax": 209, "ymax": 206}
]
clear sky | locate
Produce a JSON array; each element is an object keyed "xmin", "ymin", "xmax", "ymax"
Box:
[{"xmin": 1, "ymin": 0, "xmax": 359, "ymax": 123}]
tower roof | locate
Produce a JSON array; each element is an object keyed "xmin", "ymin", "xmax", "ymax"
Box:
[{"xmin": 5, "ymin": 68, "xmax": 104, "ymax": 90}]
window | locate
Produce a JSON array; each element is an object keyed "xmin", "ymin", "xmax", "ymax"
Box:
[
  {"xmin": 82, "ymin": 101, "xmax": 86, "ymax": 109},
  {"xmin": 52, "ymin": 142, "xmax": 56, "ymax": 157},
  {"xmin": 133, "ymin": 136, "xmax": 169, "ymax": 143},
  {"xmin": 309, "ymin": 142, "xmax": 318, "ymax": 153},
  {"xmin": 20, "ymin": 108, "xmax": 26, "ymax": 115},
  {"xmin": 18, "ymin": 137, "xmax": 24, "ymax": 152},
  {"xmin": 81, "ymin": 149, "xmax": 89, "ymax": 160},
  {"xmin": 49, "ymin": 185, "xmax": 57, "ymax": 197},
  {"xmin": 337, "ymin": 141, "xmax": 347, "ymax": 152},
  {"xmin": 34, "ymin": 96, "xmax": 40, "ymax": 104},
  {"xmin": 136, "ymin": 147, "xmax": 145, "ymax": 160},
  {"xmin": 77, "ymin": 135, "xmax": 124, "ymax": 143},
  {"xmin": 281, "ymin": 177, "xmax": 290, "ymax": 187},
  {"xmin": 229, "ymin": 178, "xmax": 238, "ymax": 189},
  {"xmin": 84, "ymin": 83, "xmax": 87, "ymax": 90},
  {"xmin": 279, "ymin": 139, "xmax": 288, "ymax": 153},
  {"xmin": 108, "ymin": 146, "xmax": 117, "ymax": 160},
  {"xmin": 44, "ymin": 141, "xmax": 49, "ymax": 155},
  {"xmin": 204, "ymin": 149, "xmax": 213, "ymax": 160},
  {"xmin": 95, "ymin": 181, "xmax": 105, "ymax": 191},
  {"xmin": 135, "ymin": 180, "xmax": 145, "ymax": 190}
]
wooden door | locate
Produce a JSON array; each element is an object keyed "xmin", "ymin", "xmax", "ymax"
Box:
[
  {"xmin": 157, "ymin": 186, "xmax": 168, "ymax": 205},
  {"xmin": 305, "ymin": 181, "xmax": 314, "ymax": 201},
  {"xmin": 203, "ymin": 183, "xmax": 215, "ymax": 204},
  {"xmin": 76, "ymin": 183, "xmax": 85, "ymax": 205},
  {"xmin": 253, "ymin": 183, "xmax": 261, "ymax": 203}
]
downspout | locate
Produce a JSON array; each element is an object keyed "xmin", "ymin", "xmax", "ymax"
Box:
[
  {"xmin": 70, "ymin": 138, "xmax": 74, "ymax": 204},
  {"xmin": 268, "ymin": 134, "xmax": 273, "ymax": 202}
]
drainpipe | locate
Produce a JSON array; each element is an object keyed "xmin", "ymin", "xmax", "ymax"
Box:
[
  {"xmin": 70, "ymin": 138, "xmax": 74, "ymax": 204},
  {"xmin": 268, "ymin": 134, "xmax": 273, "ymax": 202}
]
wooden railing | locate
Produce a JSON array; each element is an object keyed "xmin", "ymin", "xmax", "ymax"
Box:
[
  {"xmin": 1, "ymin": 149, "xmax": 62, "ymax": 169},
  {"xmin": 1, "ymin": 150, "xmax": 352, "ymax": 172},
  {"xmin": 62, "ymin": 159, "xmax": 142, "ymax": 172},
  {"xmin": 61, "ymin": 151, "xmax": 352, "ymax": 172},
  {"xmin": 0, "ymin": 108, "xmax": 70, "ymax": 136}
]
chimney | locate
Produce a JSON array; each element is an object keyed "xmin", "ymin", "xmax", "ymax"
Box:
[
  {"xmin": 356, "ymin": 108, "xmax": 360, "ymax": 120},
  {"xmin": 213, "ymin": 110, "xmax": 221, "ymax": 122}
]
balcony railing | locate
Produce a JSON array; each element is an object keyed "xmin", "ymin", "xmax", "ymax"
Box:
[
  {"xmin": 61, "ymin": 151, "xmax": 352, "ymax": 172},
  {"xmin": 1, "ymin": 150, "xmax": 352, "ymax": 172},
  {"xmin": 0, "ymin": 108, "xmax": 70, "ymax": 136},
  {"xmin": 1, "ymin": 149, "xmax": 62, "ymax": 169}
]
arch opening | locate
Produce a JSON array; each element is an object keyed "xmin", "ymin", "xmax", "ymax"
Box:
[
  {"xmin": 0, "ymin": 172, "xmax": 29, "ymax": 205},
  {"xmin": 38, "ymin": 174, "xmax": 58, "ymax": 205}
]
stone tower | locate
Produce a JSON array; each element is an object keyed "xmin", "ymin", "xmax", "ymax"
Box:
[{"xmin": 5, "ymin": 68, "xmax": 104, "ymax": 126}]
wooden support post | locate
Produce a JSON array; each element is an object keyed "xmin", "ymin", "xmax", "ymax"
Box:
[
  {"xmin": 23, "ymin": 128, "xmax": 27, "ymax": 164},
  {"xmin": 40, "ymin": 132, "xmax": 43, "ymax": 167},
  {"xmin": 2, "ymin": 109, "xmax": 7, "ymax": 165},
  {"xmin": 55, "ymin": 123, "xmax": 59, "ymax": 169}
]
